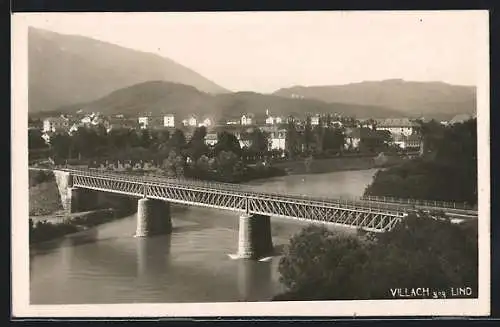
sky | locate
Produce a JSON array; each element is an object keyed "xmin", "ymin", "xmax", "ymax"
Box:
[{"xmin": 17, "ymin": 11, "xmax": 487, "ymax": 93}]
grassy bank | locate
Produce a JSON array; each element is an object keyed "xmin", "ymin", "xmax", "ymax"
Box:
[
  {"xmin": 29, "ymin": 180, "xmax": 63, "ymax": 216},
  {"xmin": 29, "ymin": 209, "xmax": 116, "ymax": 244}
]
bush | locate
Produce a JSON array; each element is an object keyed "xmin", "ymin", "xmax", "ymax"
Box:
[
  {"xmin": 29, "ymin": 219, "xmax": 79, "ymax": 244},
  {"xmin": 364, "ymin": 119, "xmax": 477, "ymax": 205},
  {"xmin": 274, "ymin": 214, "xmax": 478, "ymax": 300},
  {"xmin": 29, "ymin": 170, "xmax": 54, "ymax": 187}
]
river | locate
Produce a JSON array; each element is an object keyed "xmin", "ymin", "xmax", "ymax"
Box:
[{"xmin": 30, "ymin": 169, "xmax": 378, "ymax": 304}]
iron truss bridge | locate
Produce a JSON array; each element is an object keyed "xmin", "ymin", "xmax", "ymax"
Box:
[{"xmin": 53, "ymin": 168, "xmax": 409, "ymax": 233}]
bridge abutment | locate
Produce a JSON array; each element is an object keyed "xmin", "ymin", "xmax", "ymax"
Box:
[
  {"xmin": 237, "ymin": 214, "xmax": 273, "ymax": 260},
  {"xmin": 135, "ymin": 198, "xmax": 172, "ymax": 237},
  {"xmin": 54, "ymin": 170, "xmax": 73, "ymax": 212},
  {"xmin": 67, "ymin": 187, "xmax": 81, "ymax": 213}
]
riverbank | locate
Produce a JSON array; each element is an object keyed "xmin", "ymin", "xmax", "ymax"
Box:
[
  {"xmin": 273, "ymin": 154, "xmax": 409, "ymax": 175},
  {"xmin": 30, "ymin": 208, "xmax": 117, "ymax": 244}
]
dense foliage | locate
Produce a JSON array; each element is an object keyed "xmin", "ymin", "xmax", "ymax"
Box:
[
  {"xmin": 285, "ymin": 115, "xmax": 348, "ymax": 158},
  {"xmin": 33, "ymin": 125, "xmax": 285, "ymax": 183},
  {"xmin": 29, "ymin": 179, "xmax": 63, "ymax": 216},
  {"xmin": 364, "ymin": 119, "xmax": 477, "ymax": 205},
  {"xmin": 274, "ymin": 214, "xmax": 478, "ymax": 300},
  {"xmin": 29, "ymin": 219, "xmax": 79, "ymax": 244}
]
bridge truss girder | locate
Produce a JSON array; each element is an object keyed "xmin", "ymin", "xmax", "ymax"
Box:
[{"xmin": 72, "ymin": 173, "xmax": 403, "ymax": 233}]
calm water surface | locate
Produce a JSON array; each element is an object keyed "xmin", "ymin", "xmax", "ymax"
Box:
[{"xmin": 30, "ymin": 169, "xmax": 378, "ymax": 304}]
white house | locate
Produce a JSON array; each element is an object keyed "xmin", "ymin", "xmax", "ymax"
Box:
[
  {"xmin": 138, "ymin": 116, "xmax": 149, "ymax": 129},
  {"xmin": 269, "ymin": 129, "xmax": 287, "ymax": 151},
  {"xmin": 163, "ymin": 114, "xmax": 175, "ymax": 127},
  {"xmin": 265, "ymin": 116, "xmax": 283, "ymax": 125},
  {"xmin": 241, "ymin": 114, "xmax": 253, "ymax": 125},
  {"xmin": 187, "ymin": 115, "xmax": 197, "ymax": 127},
  {"xmin": 204, "ymin": 133, "xmax": 218, "ymax": 146},
  {"xmin": 310, "ymin": 115, "xmax": 320, "ymax": 126},
  {"xmin": 376, "ymin": 118, "xmax": 417, "ymax": 137},
  {"xmin": 43, "ymin": 116, "xmax": 70, "ymax": 133},
  {"xmin": 198, "ymin": 117, "xmax": 212, "ymax": 127},
  {"xmin": 392, "ymin": 134, "xmax": 422, "ymax": 150}
]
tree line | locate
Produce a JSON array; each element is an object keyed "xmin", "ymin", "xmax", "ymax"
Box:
[
  {"xmin": 29, "ymin": 125, "xmax": 285, "ymax": 183},
  {"xmin": 274, "ymin": 213, "xmax": 478, "ymax": 300},
  {"xmin": 364, "ymin": 119, "xmax": 477, "ymax": 205}
]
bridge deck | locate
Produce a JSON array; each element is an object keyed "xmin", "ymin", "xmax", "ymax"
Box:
[{"xmin": 30, "ymin": 167, "xmax": 478, "ymax": 232}]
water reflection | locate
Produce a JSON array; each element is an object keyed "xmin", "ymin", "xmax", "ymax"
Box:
[
  {"xmin": 237, "ymin": 260, "xmax": 273, "ymax": 301},
  {"xmin": 135, "ymin": 235, "xmax": 172, "ymax": 279}
]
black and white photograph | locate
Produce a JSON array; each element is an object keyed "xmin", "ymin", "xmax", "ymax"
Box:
[{"xmin": 12, "ymin": 10, "xmax": 490, "ymax": 317}]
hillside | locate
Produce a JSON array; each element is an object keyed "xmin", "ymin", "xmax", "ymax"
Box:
[
  {"xmin": 62, "ymin": 81, "xmax": 403, "ymax": 120},
  {"xmin": 28, "ymin": 27, "xmax": 229, "ymax": 113},
  {"xmin": 273, "ymin": 79, "xmax": 476, "ymax": 120}
]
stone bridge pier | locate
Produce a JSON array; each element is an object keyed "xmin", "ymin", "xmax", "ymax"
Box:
[
  {"xmin": 237, "ymin": 213, "xmax": 274, "ymax": 260},
  {"xmin": 135, "ymin": 198, "xmax": 172, "ymax": 237}
]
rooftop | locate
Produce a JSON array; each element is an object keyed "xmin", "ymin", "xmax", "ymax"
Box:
[{"xmin": 375, "ymin": 118, "xmax": 418, "ymax": 128}]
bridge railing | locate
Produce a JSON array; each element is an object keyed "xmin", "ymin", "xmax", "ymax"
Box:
[
  {"xmin": 64, "ymin": 167, "xmax": 410, "ymax": 215},
  {"xmin": 58, "ymin": 167, "xmax": 477, "ymax": 215},
  {"xmin": 360, "ymin": 195, "xmax": 476, "ymax": 211}
]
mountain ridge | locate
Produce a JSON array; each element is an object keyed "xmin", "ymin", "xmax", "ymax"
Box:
[
  {"xmin": 273, "ymin": 80, "xmax": 476, "ymax": 120},
  {"xmin": 51, "ymin": 80, "xmax": 404, "ymax": 120},
  {"xmin": 28, "ymin": 27, "xmax": 229, "ymax": 113}
]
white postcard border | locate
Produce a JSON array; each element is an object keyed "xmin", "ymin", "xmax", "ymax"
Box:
[{"xmin": 11, "ymin": 11, "xmax": 491, "ymax": 317}]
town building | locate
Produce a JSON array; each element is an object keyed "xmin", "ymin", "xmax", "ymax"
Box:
[
  {"xmin": 163, "ymin": 114, "xmax": 175, "ymax": 127},
  {"xmin": 392, "ymin": 134, "xmax": 422, "ymax": 150},
  {"xmin": 138, "ymin": 116, "xmax": 149, "ymax": 129},
  {"xmin": 268, "ymin": 128, "xmax": 287, "ymax": 151},
  {"xmin": 42, "ymin": 116, "xmax": 70, "ymax": 133},
  {"xmin": 310, "ymin": 115, "xmax": 320, "ymax": 126},
  {"xmin": 265, "ymin": 115, "xmax": 283, "ymax": 125},
  {"xmin": 375, "ymin": 118, "xmax": 418, "ymax": 136},
  {"xmin": 239, "ymin": 133, "xmax": 253, "ymax": 149},
  {"xmin": 198, "ymin": 117, "xmax": 213, "ymax": 127},
  {"xmin": 204, "ymin": 132, "xmax": 218, "ymax": 146},
  {"xmin": 186, "ymin": 115, "xmax": 197, "ymax": 127},
  {"xmin": 226, "ymin": 119, "xmax": 240, "ymax": 125},
  {"xmin": 241, "ymin": 113, "xmax": 254, "ymax": 126}
]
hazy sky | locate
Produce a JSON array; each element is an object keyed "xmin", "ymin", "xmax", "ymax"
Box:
[{"xmin": 19, "ymin": 11, "xmax": 486, "ymax": 93}]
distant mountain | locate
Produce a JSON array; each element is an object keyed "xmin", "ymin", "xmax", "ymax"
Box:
[
  {"xmin": 28, "ymin": 27, "xmax": 229, "ymax": 113},
  {"xmin": 273, "ymin": 79, "xmax": 476, "ymax": 120},
  {"xmin": 57, "ymin": 80, "xmax": 403, "ymax": 120}
]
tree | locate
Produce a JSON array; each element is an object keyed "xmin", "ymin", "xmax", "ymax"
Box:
[
  {"xmin": 249, "ymin": 128, "xmax": 269, "ymax": 156},
  {"xmin": 187, "ymin": 127, "xmax": 209, "ymax": 161},
  {"xmin": 138, "ymin": 129, "xmax": 151, "ymax": 149},
  {"xmin": 190, "ymin": 126, "xmax": 207, "ymax": 142},
  {"xmin": 49, "ymin": 132, "xmax": 72, "ymax": 159},
  {"xmin": 196, "ymin": 154, "xmax": 210, "ymax": 172},
  {"xmin": 277, "ymin": 225, "xmax": 370, "ymax": 300},
  {"xmin": 367, "ymin": 214, "xmax": 478, "ymax": 298},
  {"xmin": 216, "ymin": 150, "xmax": 239, "ymax": 179},
  {"xmin": 322, "ymin": 128, "xmax": 345, "ymax": 153},
  {"xmin": 28, "ymin": 129, "xmax": 47, "ymax": 150},
  {"xmin": 215, "ymin": 131, "xmax": 241, "ymax": 157},
  {"xmin": 416, "ymin": 119, "xmax": 446, "ymax": 157},
  {"xmin": 168, "ymin": 129, "xmax": 186, "ymax": 154},
  {"xmin": 364, "ymin": 119, "xmax": 477, "ymax": 205},
  {"xmin": 303, "ymin": 115, "xmax": 313, "ymax": 152},
  {"xmin": 275, "ymin": 214, "xmax": 478, "ymax": 301},
  {"xmin": 285, "ymin": 119, "xmax": 300, "ymax": 158}
]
